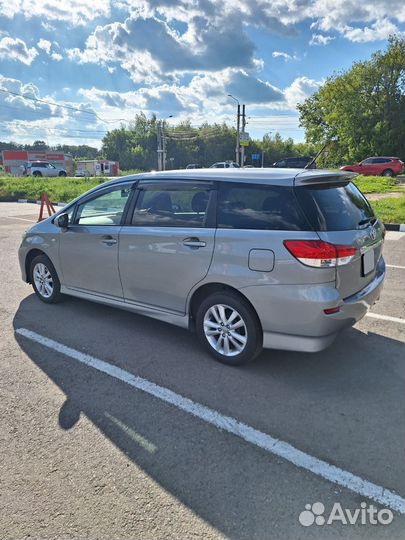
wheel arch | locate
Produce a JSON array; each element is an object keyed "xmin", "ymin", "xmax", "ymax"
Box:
[
  {"xmin": 188, "ymin": 282, "xmax": 261, "ymax": 331},
  {"xmin": 25, "ymin": 248, "xmax": 47, "ymax": 283}
]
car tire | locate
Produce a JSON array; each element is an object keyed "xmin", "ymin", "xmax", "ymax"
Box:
[
  {"xmin": 59, "ymin": 171, "xmax": 67, "ymax": 177},
  {"xmin": 30, "ymin": 254, "xmax": 62, "ymax": 304},
  {"xmin": 195, "ymin": 292, "xmax": 263, "ymax": 366},
  {"xmin": 33, "ymin": 171, "xmax": 42, "ymax": 177},
  {"xmin": 382, "ymin": 169, "xmax": 393, "ymax": 177}
]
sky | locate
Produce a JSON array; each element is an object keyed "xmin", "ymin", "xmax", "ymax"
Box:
[{"xmin": 0, "ymin": 0, "xmax": 403, "ymax": 148}]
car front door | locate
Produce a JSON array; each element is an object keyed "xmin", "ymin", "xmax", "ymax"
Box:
[
  {"xmin": 48, "ymin": 164, "xmax": 58, "ymax": 177},
  {"xmin": 59, "ymin": 183, "xmax": 133, "ymax": 298},
  {"xmin": 119, "ymin": 180, "xmax": 216, "ymax": 314},
  {"xmin": 358, "ymin": 158, "xmax": 374, "ymax": 175}
]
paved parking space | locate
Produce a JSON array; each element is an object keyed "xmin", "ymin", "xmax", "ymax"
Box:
[{"xmin": 1, "ymin": 202, "xmax": 404, "ymax": 539}]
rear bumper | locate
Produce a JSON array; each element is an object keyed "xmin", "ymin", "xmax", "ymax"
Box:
[{"xmin": 240, "ymin": 258, "xmax": 386, "ymax": 353}]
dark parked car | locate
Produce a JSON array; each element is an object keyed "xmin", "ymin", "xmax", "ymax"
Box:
[
  {"xmin": 272, "ymin": 156, "xmax": 316, "ymax": 169},
  {"xmin": 340, "ymin": 157, "xmax": 404, "ymax": 177}
]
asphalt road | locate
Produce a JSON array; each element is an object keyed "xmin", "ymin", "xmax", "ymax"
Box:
[{"xmin": 1, "ymin": 202, "xmax": 404, "ymax": 539}]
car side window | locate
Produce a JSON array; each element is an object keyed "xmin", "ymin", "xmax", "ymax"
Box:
[
  {"xmin": 217, "ymin": 183, "xmax": 308, "ymax": 231},
  {"xmin": 132, "ymin": 185, "xmax": 211, "ymax": 228},
  {"xmin": 362, "ymin": 158, "xmax": 373, "ymax": 164},
  {"xmin": 74, "ymin": 186, "xmax": 131, "ymax": 226}
]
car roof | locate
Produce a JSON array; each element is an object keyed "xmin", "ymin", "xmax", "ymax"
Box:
[
  {"xmin": 102, "ymin": 167, "xmax": 355, "ymax": 188},
  {"xmin": 365, "ymin": 156, "xmax": 399, "ymax": 159}
]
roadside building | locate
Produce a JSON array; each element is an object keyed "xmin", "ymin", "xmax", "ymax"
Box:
[
  {"xmin": 76, "ymin": 159, "xmax": 119, "ymax": 176},
  {"xmin": 1, "ymin": 151, "xmax": 73, "ymax": 176}
]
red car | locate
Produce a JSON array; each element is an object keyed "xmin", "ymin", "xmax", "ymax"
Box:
[{"xmin": 340, "ymin": 156, "xmax": 404, "ymax": 177}]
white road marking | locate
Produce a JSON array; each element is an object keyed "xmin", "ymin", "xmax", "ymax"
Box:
[
  {"xmin": 366, "ymin": 313, "xmax": 405, "ymax": 325},
  {"xmin": 16, "ymin": 327, "xmax": 405, "ymax": 514},
  {"xmin": 5, "ymin": 216, "xmax": 36, "ymax": 222},
  {"xmin": 386, "ymin": 264, "xmax": 405, "ymax": 270}
]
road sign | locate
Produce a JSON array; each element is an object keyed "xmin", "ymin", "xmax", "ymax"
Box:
[{"xmin": 240, "ymin": 132, "xmax": 250, "ymax": 147}]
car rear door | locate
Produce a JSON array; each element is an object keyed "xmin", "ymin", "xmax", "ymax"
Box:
[
  {"xmin": 118, "ymin": 180, "xmax": 216, "ymax": 314},
  {"xmin": 294, "ymin": 175, "xmax": 385, "ymax": 298}
]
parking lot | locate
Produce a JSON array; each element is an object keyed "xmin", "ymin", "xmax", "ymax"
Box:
[{"xmin": 1, "ymin": 201, "xmax": 404, "ymax": 539}]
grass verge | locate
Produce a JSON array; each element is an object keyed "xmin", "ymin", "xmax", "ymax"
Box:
[
  {"xmin": 370, "ymin": 197, "xmax": 405, "ymax": 224},
  {"xmin": 0, "ymin": 176, "xmax": 106, "ymax": 202},
  {"xmin": 353, "ymin": 175, "xmax": 401, "ymax": 194}
]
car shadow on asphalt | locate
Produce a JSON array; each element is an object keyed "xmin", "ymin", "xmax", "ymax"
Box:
[{"xmin": 12, "ymin": 294, "xmax": 405, "ymax": 539}]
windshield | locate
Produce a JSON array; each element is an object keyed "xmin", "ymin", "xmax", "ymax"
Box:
[{"xmin": 294, "ymin": 181, "xmax": 375, "ymax": 231}]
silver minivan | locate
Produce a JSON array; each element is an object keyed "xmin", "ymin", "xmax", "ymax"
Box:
[{"xmin": 18, "ymin": 169, "xmax": 385, "ymax": 365}]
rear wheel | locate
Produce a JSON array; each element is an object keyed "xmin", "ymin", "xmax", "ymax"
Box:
[
  {"xmin": 382, "ymin": 169, "xmax": 393, "ymax": 177},
  {"xmin": 33, "ymin": 171, "xmax": 42, "ymax": 177},
  {"xmin": 195, "ymin": 292, "xmax": 262, "ymax": 365},
  {"xmin": 30, "ymin": 254, "xmax": 62, "ymax": 303},
  {"xmin": 58, "ymin": 171, "xmax": 67, "ymax": 177}
]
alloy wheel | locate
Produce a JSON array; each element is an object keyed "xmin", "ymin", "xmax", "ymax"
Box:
[
  {"xmin": 33, "ymin": 262, "xmax": 54, "ymax": 299},
  {"xmin": 203, "ymin": 304, "xmax": 248, "ymax": 356}
]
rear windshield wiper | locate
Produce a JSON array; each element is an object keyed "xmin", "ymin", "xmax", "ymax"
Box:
[{"xmin": 358, "ymin": 217, "xmax": 377, "ymax": 227}]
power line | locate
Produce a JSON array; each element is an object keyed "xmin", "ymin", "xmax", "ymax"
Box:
[{"xmin": 0, "ymin": 88, "xmax": 130, "ymax": 124}]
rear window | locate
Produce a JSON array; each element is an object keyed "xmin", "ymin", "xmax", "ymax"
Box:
[
  {"xmin": 217, "ymin": 183, "xmax": 309, "ymax": 230},
  {"xmin": 294, "ymin": 182, "xmax": 375, "ymax": 231}
]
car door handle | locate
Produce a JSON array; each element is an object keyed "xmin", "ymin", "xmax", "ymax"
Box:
[
  {"xmin": 183, "ymin": 237, "xmax": 206, "ymax": 248},
  {"xmin": 101, "ymin": 235, "xmax": 117, "ymax": 246}
]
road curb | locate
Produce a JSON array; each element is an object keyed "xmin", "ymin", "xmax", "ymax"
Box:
[{"xmin": 384, "ymin": 223, "xmax": 405, "ymax": 232}]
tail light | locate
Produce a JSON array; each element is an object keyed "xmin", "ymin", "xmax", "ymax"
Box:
[{"xmin": 284, "ymin": 240, "xmax": 357, "ymax": 268}]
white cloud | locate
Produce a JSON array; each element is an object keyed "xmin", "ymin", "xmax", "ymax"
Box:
[
  {"xmin": 0, "ymin": 75, "xmax": 105, "ymax": 146},
  {"xmin": 284, "ymin": 76, "xmax": 322, "ymax": 108},
  {"xmin": 309, "ymin": 34, "xmax": 335, "ymax": 45},
  {"xmin": 0, "ymin": 0, "xmax": 110, "ymax": 25},
  {"xmin": 37, "ymin": 38, "xmax": 52, "ymax": 54},
  {"xmin": 0, "ymin": 36, "xmax": 38, "ymax": 65},
  {"xmin": 272, "ymin": 51, "xmax": 296, "ymax": 61},
  {"xmin": 68, "ymin": 14, "xmax": 258, "ymax": 83},
  {"xmin": 342, "ymin": 18, "xmax": 400, "ymax": 42}
]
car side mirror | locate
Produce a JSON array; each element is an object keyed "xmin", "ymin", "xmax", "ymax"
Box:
[{"xmin": 55, "ymin": 213, "xmax": 69, "ymax": 228}]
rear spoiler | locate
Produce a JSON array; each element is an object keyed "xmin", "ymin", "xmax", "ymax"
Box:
[{"xmin": 294, "ymin": 170, "xmax": 358, "ymax": 186}]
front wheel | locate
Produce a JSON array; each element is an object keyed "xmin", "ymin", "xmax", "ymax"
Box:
[
  {"xmin": 195, "ymin": 292, "xmax": 262, "ymax": 365},
  {"xmin": 59, "ymin": 171, "xmax": 67, "ymax": 177},
  {"xmin": 33, "ymin": 171, "xmax": 42, "ymax": 177},
  {"xmin": 382, "ymin": 169, "xmax": 393, "ymax": 177},
  {"xmin": 30, "ymin": 254, "xmax": 62, "ymax": 303}
]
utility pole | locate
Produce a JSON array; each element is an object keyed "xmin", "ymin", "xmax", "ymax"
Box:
[
  {"xmin": 162, "ymin": 120, "xmax": 167, "ymax": 171},
  {"xmin": 228, "ymin": 94, "xmax": 240, "ymax": 165},
  {"xmin": 156, "ymin": 120, "xmax": 163, "ymax": 171},
  {"xmin": 240, "ymin": 104, "xmax": 246, "ymax": 167}
]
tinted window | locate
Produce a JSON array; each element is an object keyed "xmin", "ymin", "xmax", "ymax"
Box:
[
  {"xmin": 362, "ymin": 158, "xmax": 373, "ymax": 164},
  {"xmin": 74, "ymin": 186, "xmax": 131, "ymax": 226},
  {"xmin": 217, "ymin": 183, "xmax": 309, "ymax": 231},
  {"xmin": 295, "ymin": 182, "xmax": 375, "ymax": 231},
  {"xmin": 132, "ymin": 185, "xmax": 211, "ymax": 228}
]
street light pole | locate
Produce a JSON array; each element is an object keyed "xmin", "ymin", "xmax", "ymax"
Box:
[
  {"xmin": 228, "ymin": 94, "xmax": 240, "ymax": 166},
  {"xmin": 241, "ymin": 104, "xmax": 246, "ymax": 167},
  {"xmin": 162, "ymin": 115, "xmax": 173, "ymax": 171}
]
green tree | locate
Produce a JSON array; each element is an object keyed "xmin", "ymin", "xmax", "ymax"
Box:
[{"xmin": 298, "ymin": 36, "xmax": 405, "ymax": 166}]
